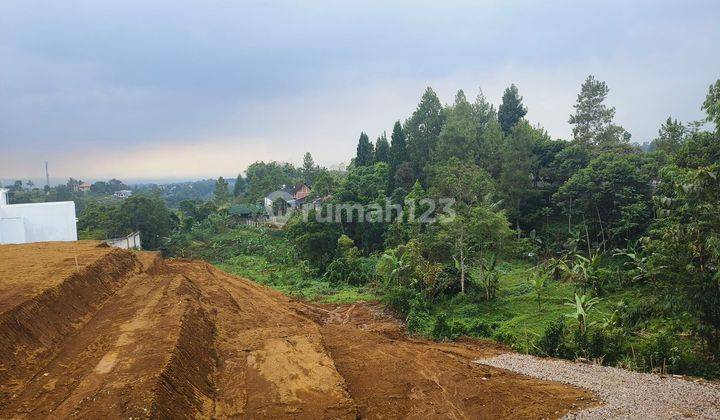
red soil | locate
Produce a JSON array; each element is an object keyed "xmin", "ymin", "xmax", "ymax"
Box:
[{"xmin": 0, "ymin": 242, "xmax": 596, "ymax": 418}]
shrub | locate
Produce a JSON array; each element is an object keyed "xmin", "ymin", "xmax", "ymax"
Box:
[{"xmin": 536, "ymin": 318, "xmax": 568, "ymax": 357}]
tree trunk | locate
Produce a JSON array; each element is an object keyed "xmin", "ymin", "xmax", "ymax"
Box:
[
  {"xmin": 583, "ymin": 215, "xmax": 592, "ymax": 258},
  {"xmin": 459, "ymin": 247, "xmax": 465, "ymax": 294},
  {"xmin": 595, "ymin": 204, "xmax": 606, "ymax": 251}
]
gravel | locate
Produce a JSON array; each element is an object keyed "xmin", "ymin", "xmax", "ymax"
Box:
[{"xmin": 474, "ymin": 353, "xmax": 720, "ymax": 419}]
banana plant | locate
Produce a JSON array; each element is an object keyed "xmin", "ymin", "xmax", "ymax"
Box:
[
  {"xmin": 529, "ymin": 269, "xmax": 547, "ymax": 310},
  {"xmin": 564, "ymin": 293, "xmax": 600, "ymax": 334}
]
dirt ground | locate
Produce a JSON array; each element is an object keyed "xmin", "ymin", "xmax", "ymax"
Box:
[{"xmin": 0, "ymin": 242, "xmax": 596, "ymax": 419}]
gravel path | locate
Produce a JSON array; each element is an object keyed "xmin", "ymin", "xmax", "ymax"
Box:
[{"xmin": 475, "ymin": 353, "xmax": 720, "ymax": 419}]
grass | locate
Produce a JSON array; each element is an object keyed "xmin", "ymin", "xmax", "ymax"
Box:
[
  {"xmin": 419, "ymin": 261, "xmax": 652, "ymax": 348},
  {"xmin": 209, "ymin": 233, "xmax": 377, "ymax": 304}
]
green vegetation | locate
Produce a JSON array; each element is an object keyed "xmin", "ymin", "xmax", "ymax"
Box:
[
  {"xmin": 164, "ymin": 222, "xmax": 374, "ymax": 303},
  {"xmin": 61, "ymin": 75, "xmax": 720, "ymax": 378}
]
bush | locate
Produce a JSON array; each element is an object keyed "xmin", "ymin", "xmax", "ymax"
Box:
[
  {"xmin": 406, "ymin": 308, "xmax": 434, "ymax": 336},
  {"xmin": 432, "ymin": 314, "xmax": 456, "ymax": 341},
  {"xmin": 382, "ymin": 285, "xmax": 420, "ymax": 317},
  {"xmin": 536, "ymin": 317, "xmax": 568, "ymax": 357}
]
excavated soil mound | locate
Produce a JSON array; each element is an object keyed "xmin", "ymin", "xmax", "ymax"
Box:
[{"xmin": 0, "ymin": 242, "xmax": 596, "ymax": 419}]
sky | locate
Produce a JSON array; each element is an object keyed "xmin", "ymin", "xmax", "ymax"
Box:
[{"xmin": 1, "ymin": 0, "xmax": 719, "ymax": 184}]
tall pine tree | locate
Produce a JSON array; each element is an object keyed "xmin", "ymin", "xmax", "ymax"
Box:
[
  {"xmin": 389, "ymin": 121, "xmax": 408, "ymax": 189},
  {"xmin": 355, "ymin": 132, "xmax": 375, "ymax": 166},
  {"xmin": 498, "ymin": 84, "xmax": 527, "ymax": 134},
  {"xmin": 499, "ymin": 120, "xmax": 537, "ymax": 231},
  {"xmin": 214, "ymin": 176, "xmax": 230, "ymax": 204},
  {"xmin": 405, "ymin": 87, "xmax": 445, "ymax": 182},
  {"xmin": 374, "ymin": 133, "xmax": 390, "ymax": 163},
  {"xmin": 302, "ymin": 152, "xmax": 317, "ymax": 185},
  {"xmin": 433, "ymin": 90, "xmax": 478, "ymax": 163},
  {"xmin": 233, "ymin": 173, "xmax": 246, "ymax": 197}
]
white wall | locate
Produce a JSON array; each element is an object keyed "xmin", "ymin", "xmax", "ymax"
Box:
[
  {"xmin": 0, "ymin": 217, "xmax": 26, "ymax": 243},
  {"xmin": 0, "ymin": 201, "xmax": 77, "ymax": 244},
  {"xmin": 105, "ymin": 232, "xmax": 141, "ymax": 250}
]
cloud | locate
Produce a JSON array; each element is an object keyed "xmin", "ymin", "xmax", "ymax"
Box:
[{"xmin": 1, "ymin": 0, "xmax": 719, "ymax": 180}]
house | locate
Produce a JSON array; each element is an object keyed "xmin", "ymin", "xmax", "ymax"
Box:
[
  {"xmin": 114, "ymin": 190, "xmax": 133, "ymax": 199},
  {"xmin": 0, "ymin": 188, "xmax": 78, "ymax": 244},
  {"xmin": 263, "ymin": 183, "xmax": 311, "ymax": 209},
  {"xmin": 79, "ymin": 182, "xmax": 92, "ymax": 193}
]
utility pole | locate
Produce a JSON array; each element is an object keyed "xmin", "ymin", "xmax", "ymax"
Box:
[{"xmin": 45, "ymin": 161, "xmax": 50, "ymax": 187}]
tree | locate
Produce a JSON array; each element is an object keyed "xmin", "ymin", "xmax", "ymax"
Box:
[
  {"xmin": 302, "ymin": 152, "xmax": 317, "ymax": 185},
  {"xmin": 477, "ymin": 113, "xmax": 504, "ymax": 178},
  {"xmin": 233, "ymin": 174, "xmax": 246, "ymax": 197},
  {"xmin": 390, "ymin": 120, "xmax": 409, "ymax": 167},
  {"xmin": 311, "ymin": 169, "xmax": 337, "ymax": 197},
  {"xmin": 472, "ymin": 88, "xmax": 495, "ymax": 129},
  {"xmin": 648, "ymin": 163, "xmax": 720, "ymax": 353},
  {"xmin": 428, "ymin": 157, "xmax": 494, "ymax": 207},
  {"xmin": 355, "ymin": 132, "xmax": 375, "ymax": 166},
  {"xmin": 334, "ymin": 162, "xmax": 389, "ymax": 204},
  {"xmin": 374, "ymin": 133, "xmax": 390, "ymax": 163},
  {"xmin": 389, "ymin": 121, "xmax": 409, "ymax": 189},
  {"xmin": 90, "ymin": 181, "xmax": 109, "ymax": 195},
  {"xmin": 77, "ymin": 202, "xmax": 119, "ymax": 239},
  {"xmin": 569, "ymin": 75, "xmax": 630, "ymax": 150},
  {"xmin": 66, "ymin": 178, "xmax": 81, "ymax": 192},
  {"xmin": 554, "ymin": 153, "xmax": 654, "ymax": 247},
  {"xmin": 499, "ymin": 121, "xmax": 537, "ymax": 229},
  {"xmin": 107, "ymin": 179, "xmax": 128, "ymax": 192},
  {"xmin": 287, "ymin": 209, "xmax": 342, "ymax": 272},
  {"xmin": 651, "ymin": 117, "xmax": 687, "ymax": 155},
  {"xmin": 245, "ymin": 161, "xmax": 302, "ymax": 203},
  {"xmin": 405, "ymin": 87, "xmax": 445, "ymax": 181},
  {"xmin": 434, "ymin": 205, "xmax": 511, "ymax": 294},
  {"xmin": 498, "ymin": 84, "xmax": 527, "ymax": 134},
  {"xmin": 393, "ymin": 161, "xmax": 416, "ymax": 191},
  {"xmin": 213, "ymin": 176, "xmax": 230, "ymax": 204},
  {"xmin": 674, "ymin": 130, "xmax": 720, "ymax": 169},
  {"xmin": 117, "ymin": 195, "xmax": 174, "ymax": 250},
  {"xmin": 702, "ymin": 79, "xmax": 720, "ymax": 130},
  {"xmin": 433, "ymin": 90, "xmax": 478, "ymax": 163}
]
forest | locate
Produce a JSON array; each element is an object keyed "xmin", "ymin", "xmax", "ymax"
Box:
[{"xmin": 27, "ymin": 75, "xmax": 720, "ymax": 378}]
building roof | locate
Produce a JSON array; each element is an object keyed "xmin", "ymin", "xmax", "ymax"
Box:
[{"xmin": 282, "ymin": 183, "xmax": 308, "ymax": 195}]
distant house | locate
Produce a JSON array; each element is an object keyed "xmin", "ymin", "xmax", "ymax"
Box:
[
  {"xmin": 114, "ymin": 190, "xmax": 133, "ymax": 199},
  {"xmin": 263, "ymin": 183, "xmax": 311, "ymax": 210},
  {"xmin": 79, "ymin": 182, "xmax": 92, "ymax": 193}
]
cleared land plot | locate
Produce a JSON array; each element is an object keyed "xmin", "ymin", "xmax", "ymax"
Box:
[{"xmin": 0, "ymin": 242, "xmax": 596, "ymax": 418}]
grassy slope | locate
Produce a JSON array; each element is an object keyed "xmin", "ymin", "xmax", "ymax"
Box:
[
  {"xmin": 215, "ymin": 254, "xmax": 376, "ymax": 303},
  {"xmin": 426, "ymin": 261, "xmax": 631, "ymax": 347}
]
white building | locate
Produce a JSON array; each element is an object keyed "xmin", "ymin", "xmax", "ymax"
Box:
[
  {"xmin": 114, "ymin": 189, "xmax": 132, "ymax": 198},
  {"xmin": 0, "ymin": 188, "xmax": 78, "ymax": 244}
]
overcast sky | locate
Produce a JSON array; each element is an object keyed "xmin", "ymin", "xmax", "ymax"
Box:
[{"xmin": 1, "ymin": 0, "xmax": 719, "ymax": 183}]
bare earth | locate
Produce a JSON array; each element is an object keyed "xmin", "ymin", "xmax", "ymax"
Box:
[
  {"xmin": 0, "ymin": 241, "xmax": 595, "ymax": 419},
  {"xmin": 476, "ymin": 353, "xmax": 720, "ymax": 419}
]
